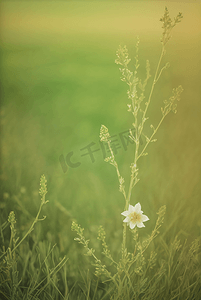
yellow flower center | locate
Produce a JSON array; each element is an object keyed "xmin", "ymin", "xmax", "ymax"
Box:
[{"xmin": 130, "ymin": 212, "xmax": 141, "ymax": 223}]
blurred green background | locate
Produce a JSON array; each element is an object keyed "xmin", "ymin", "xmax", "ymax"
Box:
[{"xmin": 0, "ymin": 1, "xmax": 200, "ymax": 251}]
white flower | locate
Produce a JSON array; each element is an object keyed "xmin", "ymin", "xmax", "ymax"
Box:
[{"xmin": 121, "ymin": 203, "xmax": 149, "ymax": 229}]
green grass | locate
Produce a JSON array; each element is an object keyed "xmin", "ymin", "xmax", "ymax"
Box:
[{"xmin": 0, "ymin": 2, "xmax": 201, "ymax": 299}]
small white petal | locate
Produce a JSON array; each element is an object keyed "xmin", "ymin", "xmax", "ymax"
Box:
[
  {"xmin": 141, "ymin": 214, "xmax": 149, "ymax": 222},
  {"xmin": 123, "ymin": 217, "xmax": 130, "ymax": 223},
  {"xmin": 130, "ymin": 222, "xmax": 136, "ymax": 229},
  {"xmin": 134, "ymin": 202, "xmax": 142, "ymax": 213},
  {"xmin": 121, "ymin": 211, "xmax": 129, "ymax": 217},
  {"xmin": 137, "ymin": 222, "xmax": 145, "ymax": 228},
  {"xmin": 128, "ymin": 204, "xmax": 135, "ymax": 212}
]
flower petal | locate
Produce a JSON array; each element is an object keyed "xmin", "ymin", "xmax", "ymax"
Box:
[
  {"xmin": 137, "ymin": 222, "xmax": 145, "ymax": 228},
  {"xmin": 123, "ymin": 217, "xmax": 130, "ymax": 223},
  {"xmin": 128, "ymin": 204, "xmax": 135, "ymax": 212},
  {"xmin": 134, "ymin": 202, "xmax": 142, "ymax": 213},
  {"xmin": 141, "ymin": 214, "xmax": 149, "ymax": 222},
  {"xmin": 121, "ymin": 211, "xmax": 129, "ymax": 217},
  {"xmin": 130, "ymin": 222, "xmax": 136, "ymax": 229}
]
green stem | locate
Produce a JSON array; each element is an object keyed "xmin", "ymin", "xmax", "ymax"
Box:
[
  {"xmin": 11, "ymin": 201, "xmax": 45, "ymax": 254},
  {"xmin": 122, "ymin": 45, "xmax": 165, "ymax": 260},
  {"xmin": 107, "ymin": 140, "xmax": 126, "ymax": 200},
  {"xmin": 137, "ymin": 113, "xmax": 167, "ymax": 161},
  {"xmin": 139, "ymin": 46, "xmax": 165, "ymax": 138},
  {"xmin": 0, "ymin": 198, "xmax": 46, "ymax": 262}
]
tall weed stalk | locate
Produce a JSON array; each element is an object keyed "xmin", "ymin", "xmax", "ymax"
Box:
[{"xmin": 72, "ymin": 7, "xmax": 200, "ymax": 300}]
